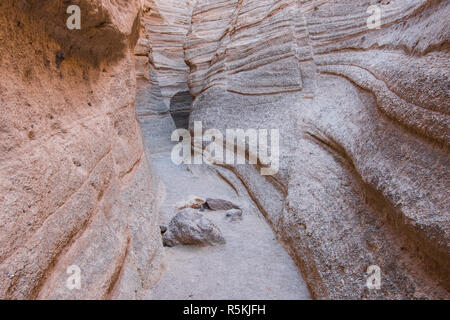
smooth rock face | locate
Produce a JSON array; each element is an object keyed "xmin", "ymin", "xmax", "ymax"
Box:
[
  {"xmin": 0, "ymin": 0, "xmax": 163, "ymax": 299},
  {"xmin": 162, "ymin": 209, "xmax": 226, "ymax": 247},
  {"xmin": 184, "ymin": 0, "xmax": 450, "ymax": 299}
]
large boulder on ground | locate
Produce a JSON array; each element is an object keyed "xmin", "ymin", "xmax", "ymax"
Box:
[{"xmin": 162, "ymin": 209, "xmax": 226, "ymax": 247}]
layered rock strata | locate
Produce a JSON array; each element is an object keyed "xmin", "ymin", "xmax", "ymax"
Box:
[
  {"xmin": 0, "ymin": 0, "xmax": 163, "ymax": 299},
  {"xmin": 1, "ymin": 0, "xmax": 448, "ymax": 301},
  {"xmin": 135, "ymin": 0, "xmax": 195, "ymax": 154},
  {"xmin": 184, "ymin": 0, "xmax": 450, "ymax": 299}
]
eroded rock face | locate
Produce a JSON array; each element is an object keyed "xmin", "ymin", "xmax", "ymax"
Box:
[
  {"xmin": 2, "ymin": 0, "xmax": 448, "ymax": 301},
  {"xmin": 135, "ymin": 0, "xmax": 195, "ymax": 154},
  {"xmin": 184, "ymin": 0, "xmax": 450, "ymax": 299},
  {"xmin": 0, "ymin": 0, "xmax": 163, "ymax": 299},
  {"xmin": 225, "ymin": 209, "xmax": 243, "ymax": 222}
]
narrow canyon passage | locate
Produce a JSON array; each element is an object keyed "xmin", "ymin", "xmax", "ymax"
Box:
[
  {"xmin": 0, "ymin": 0, "xmax": 448, "ymax": 300},
  {"xmin": 133, "ymin": 0, "xmax": 449, "ymax": 300},
  {"xmin": 143, "ymin": 151, "xmax": 311, "ymax": 299}
]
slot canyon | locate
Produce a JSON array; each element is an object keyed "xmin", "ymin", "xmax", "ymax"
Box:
[{"xmin": 0, "ymin": 0, "xmax": 448, "ymax": 300}]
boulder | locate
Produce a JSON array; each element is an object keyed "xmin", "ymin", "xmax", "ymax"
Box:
[{"xmin": 162, "ymin": 209, "xmax": 226, "ymax": 247}]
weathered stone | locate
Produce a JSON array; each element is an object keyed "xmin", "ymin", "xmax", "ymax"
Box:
[
  {"xmin": 176, "ymin": 195, "xmax": 206, "ymax": 210},
  {"xmin": 184, "ymin": 0, "xmax": 450, "ymax": 299},
  {"xmin": 162, "ymin": 209, "xmax": 226, "ymax": 247},
  {"xmin": 205, "ymin": 198, "xmax": 241, "ymax": 211}
]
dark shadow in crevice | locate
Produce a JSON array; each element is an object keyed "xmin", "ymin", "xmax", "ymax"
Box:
[{"xmin": 169, "ymin": 90, "xmax": 192, "ymax": 130}]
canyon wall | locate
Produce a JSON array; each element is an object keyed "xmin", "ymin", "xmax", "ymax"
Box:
[
  {"xmin": 135, "ymin": 0, "xmax": 195, "ymax": 154},
  {"xmin": 0, "ymin": 0, "xmax": 163, "ymax": 299},
  {"xmin": 184, "ymin": 0, "xmax": 449, "ymax": 299}
]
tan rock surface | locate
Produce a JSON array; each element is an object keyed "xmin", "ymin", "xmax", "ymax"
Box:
[{"xmin": 0, "ymin": 0, "xmax": 162, "ymax": 299}]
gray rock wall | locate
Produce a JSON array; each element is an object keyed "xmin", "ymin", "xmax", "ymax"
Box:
[{"xmin": 184, "ymin": 0, "xmax": 449, "ymax": 299}]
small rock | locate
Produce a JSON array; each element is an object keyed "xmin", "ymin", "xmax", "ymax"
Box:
[
  {"xmin": 225, "ymin": 209, "xmax": 243, "ymax": 222},
  {"xmin": 72, "ymin": 159, "xmax": 82, "ymax": 167},
  {"xmin": 176, "ymin": 195, "xmax": 206, "ymax": 210},
  {"xmin": 204, "ymin": 198, "xmax": 240, "ymax": 211},
  {"xmin": 162, "ymin": 208, "xmax": 226, "ymax": 247}
]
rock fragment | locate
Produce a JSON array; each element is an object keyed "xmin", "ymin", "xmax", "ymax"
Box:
[
  {"xmin": 225, "ymin": 209, "xmax": 243, "ymax": 222},
  {"xmin": 176, "ymin": 195, "xmax": 206, "ymax": 210},
  {"xmin": 204, "ymin": 198, "xmax": 240, "ymax": 211}
]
